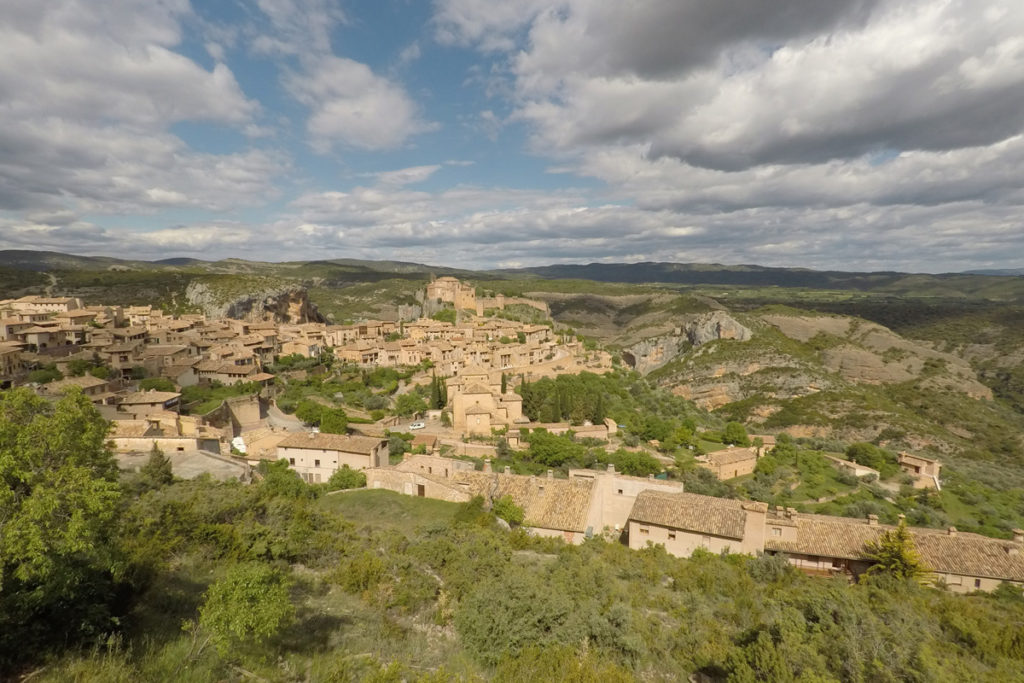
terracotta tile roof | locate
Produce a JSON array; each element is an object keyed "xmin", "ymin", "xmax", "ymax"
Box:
[
  {"xmin": 142, "ymin": 344, "xmax": 188, "ymax": 356},
  {"xmin": 277, "ymin": 432, "xmax": 385, "ymax": 455},
  {"xmin": 765, "ymin": 514, "xmax": 1024, "ymax": 581},
  {"xmin": 120, "ymin": 391, "xmax": 180, "ymax": 404},
  {"xmin": 703, "ymin": 447, "xmax": 758, "ymax": 466},
  {"xmin": 462, "ymin": 383, "xmax": 493, "ymax": 395},
  {"xmin": 464, "ymin": 404, "xmax": 491, "ymax": 415},
  {"xmin": 412, "ymin": 434, "xmax": 438, "ymax": 448},
  {"xmin": 629, "ymin": 490, "xmax": 763, "ymax": 540},
  {"xmin": 109, "ymin": 420, "xmax": 155, "ymax": 438},
  {"xmin": 43, "ymin": 375, "xmax": 108, "ymax": 391},
  {"xmin": 450, "ymin": 471, "xmax": 594, "ymax": 532}
]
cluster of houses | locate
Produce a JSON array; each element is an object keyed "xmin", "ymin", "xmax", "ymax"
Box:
[
  {"xmin": 0, "ymin": 291, "xmax": 598, "ymax": 462},
  {"xmin": 353, "ymin": 448, "xmax": 1022, "ymax": 593},
  {"xmin": 7, "ymin": 290, "xmax": 1014, "ymax": 592},
  {"xmin": 697, "ymin": 436, "xmax": 943, "ymax": 490}
]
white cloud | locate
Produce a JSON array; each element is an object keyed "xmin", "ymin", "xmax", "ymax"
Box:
[
  {"xmin": 373, "ymin": 165, "xmax": 442, "ymax": 187},
  {"xmin": 284, "ymin": 56, "xmax": 437, "ymax": 152},
  {"xmin": 0, "ymin": 0, "xmax": 280, "ymax": 217}
]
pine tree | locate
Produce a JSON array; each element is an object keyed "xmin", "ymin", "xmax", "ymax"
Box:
[
  {"xmin": 141, "ymin": 441, "xmax": 174, "ymax": 487},
  {"xmin": 863, "ymin": 519, "xmax": 928, "ymax": 581},
  {"xmin": 501, "ymin": 372, "xmax": 507, "ymax": 394}
]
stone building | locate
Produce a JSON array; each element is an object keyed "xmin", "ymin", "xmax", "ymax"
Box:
[
  {"xmin": 898, "ymin": 452, "xmax": 942, "ymax": 489},
  {"xmin": 627, "ymin": 490, "xmax": 1024, "ymax": 593},
  {"xmin": 276, "ymin": 432, "xmax": 388, "ymax": 484}
]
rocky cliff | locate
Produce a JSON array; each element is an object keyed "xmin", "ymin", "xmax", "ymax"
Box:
[
  {"xmin": 622, "ymin": 311, "xmax": 752, "ymax": 374},
  {"xmin": 185, "ymin": 280, "xmax": 324, "ymax": 323}
]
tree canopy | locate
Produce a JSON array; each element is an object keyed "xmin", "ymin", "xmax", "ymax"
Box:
[{"xmin": 0, "ymin": 388, "xmax": 122, "ymax": 669}]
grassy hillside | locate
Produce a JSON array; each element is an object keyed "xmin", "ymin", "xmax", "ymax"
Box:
[{"xmin": 25, "ymin": 480, "xmax": 1024, "ymax": 682}]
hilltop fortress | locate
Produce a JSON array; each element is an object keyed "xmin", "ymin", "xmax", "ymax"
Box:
[{"xmin": 422, "ymin": 276, "xmax": 549, "ymax": 318}]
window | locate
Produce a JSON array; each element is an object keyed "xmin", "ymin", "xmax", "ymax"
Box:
[
  {"xmin": 617, "ymin": 489, "xmax": 624, "ymax": 495},
  {"xmin": 974, "ymin": 579, "xmax": 982, "ymax": 589},
  {"xmin": 668, "ymin": 532, "xmax": 676, "ymax": 540},
  {"xmin": 772, "ymin": 527, "xmax": 782, "ymax": 537},
  {"xmin": 288, "ymin": 457, "xmax": 295, "ymax": 465},
  {"xmin": 639, "ymin": 527, "xmax": 649, "ymax": 535},
  {"xmin": 314, "ymin": 459, "xmax": 320, "ymax": 467}
]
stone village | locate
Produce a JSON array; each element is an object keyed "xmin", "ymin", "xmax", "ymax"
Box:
[{"xmin": 2, "ymin": 278, "xmax": 1021, "ymax": 593}]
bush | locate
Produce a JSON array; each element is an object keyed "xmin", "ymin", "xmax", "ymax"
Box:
[
  {"xmin": 139, "ymin": 377, "xmax": 176, "ymax": 392},
  {"xmin": 28, "ymin": 366, "xmax": 63, "ymax": 384},
  {"xmin": 493, "ymin": 496, "xmax": 525, "ymax": 527},
  {"xmin": 198, "ymin": 563, "xmax": 295, "ymax": 656},
  {"xmin": 326, "ymin": 465, "xmax": 366, "ymax": 491}
]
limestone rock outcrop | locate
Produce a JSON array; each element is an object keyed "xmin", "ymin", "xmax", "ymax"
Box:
[
  {"xmin": 185, "ymin": 281, "xmax": 324, "ymax": 323},
  {"xmin": 622, "ymin": 311, "xmax": 752, "ymax": 375}
]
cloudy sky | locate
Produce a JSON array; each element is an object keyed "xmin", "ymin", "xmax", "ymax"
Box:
[{"xmin": 1, "ymin": 0, "xmax": 1022, "ymax": 272}]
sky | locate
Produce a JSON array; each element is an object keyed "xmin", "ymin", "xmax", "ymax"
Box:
[{"xmin": 1, "ymin": 0, "xmax": 1023, "ymax": 273}]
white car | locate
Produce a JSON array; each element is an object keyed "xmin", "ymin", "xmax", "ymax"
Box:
[{"xmin": 409, "ymin": 421, "xmax": 426, "ymax": 430}]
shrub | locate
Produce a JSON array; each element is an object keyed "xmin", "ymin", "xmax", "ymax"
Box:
[
  {"xmin": 493, "ymin": 496, "xmax": 525, "ymax": 527},
  {"xmin": 326, "ymin": 465, "xmax": 365, "ymax": 491},
  {"xmin": 198, "ymin": 563, "xmax": 295, "ymax": 656}
]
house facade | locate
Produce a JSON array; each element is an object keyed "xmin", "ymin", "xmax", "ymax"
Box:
[{"xmin": 276, "ymin": 432, "xmax": 389, "ymax": 484}]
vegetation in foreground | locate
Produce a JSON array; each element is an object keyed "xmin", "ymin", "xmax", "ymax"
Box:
[{"xmin": 3, "ymin": 388, "xmax": 1024, "ymax": 682}]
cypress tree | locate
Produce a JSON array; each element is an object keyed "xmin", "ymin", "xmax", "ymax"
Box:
[{"xmin": 429, "ymin": 372, "xmax": 441, "ymax": 409}]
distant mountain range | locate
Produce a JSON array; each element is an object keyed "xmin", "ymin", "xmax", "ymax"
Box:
[
  {"xmin": 963, "ymin": 269, "xmax": 1024, "ymax": 277},
  {"xmin": 1, "ymin": 249, "xmax": 1023, "ymax": 300}
]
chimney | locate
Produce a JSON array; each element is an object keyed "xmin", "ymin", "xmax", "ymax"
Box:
[
  {"xmin": 607, "ymin": 463, "xmax": 615, "ymax": 473},
  {"xmin": 547, "ymin": 469, "xmax": 554, "ymax": 479},
  {"xmin": 504, "ymin": 466, "xmax": 511, "ymax": 475},
  {"xmin": 483, "ymin": 459, "xmax": 492, "ymax": 473},
  {"xmin": 947, "ymin": 526, "xmax": 957, "ymax": 536},
  {"xmin": 1013, "ymin": 529, "xmax": 1024, "ymax": 544},
  {"xmin": 786, "ymin": 507, "xmax": 797, "ymax": 519},
  {"xmin": 867, "ymin": 514, "xmax": 879, "ymax": 526}
]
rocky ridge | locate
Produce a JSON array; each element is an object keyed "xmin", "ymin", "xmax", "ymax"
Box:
[{"xmin": 185, "ymin": 280, "xmax": 323, "ymax": 323}]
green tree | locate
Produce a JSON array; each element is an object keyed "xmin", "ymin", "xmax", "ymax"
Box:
[
  {"xmin": 198, "ymin": 563, "xmax": 295, "ymax": 656},
  {"xmin": 326, "ymin": 465, "xmax": 366, "ymax": 491},
  {"xmin": 66, "ymin": 358, "xmax": 91, "ymax": 377},
  {"xmin": 863, "ymin": 520, "xmax": 928, "ymax": 582},
  {"xmin": 0, "ymin": 388, "xmax": 121, "ymax": 670},
  {"xmin": 139, "ymin": 377, "xmax": 176, "ymax": 392},
  {"xmin": 319, "ymin": 407, "xmax": 349, "ymax": 434},
  {"xmin": 723, "ymin": 421, "xmax": 750, "ymax": 446},
  {"xmin": 501, "ymin": 372, "xmax": 508, "ymax": 394},
  {"xmin": 88, "ymin": 365, "xmax": 110, "ymax": 380},
  {"xmin": 527, "ymin": 430, "xmax": 586, "ymax": 467},
  {"xmin": 294, "ymin": 399, "xmax": 324, "ymax": 426},
  {"xmin": 140, "ymin": 442, "xmax": 174, "ymax": 488},
  {"xmin": 431, "ymin": 308, "xmax": 456, "ymax": 324},
  {"xmin": 395, "ymin": 393, "xmax": 427, "ymax": 417},
  {"xmin": 257, "ymin": 459, "xmax": 315, "ymax": 499},
  {"xmin": 492, "ymin": 495, "xmax": 525, "ymax": 527},
  {"xmin": 28, "ymin": 365, "xmax": 63, "ymax": 384},
  {"xmin": 429, "ymin": 373, "xmax": 442, "ymax": 409}
]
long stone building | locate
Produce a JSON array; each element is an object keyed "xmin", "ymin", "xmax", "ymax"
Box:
[{"xmin": 627, "ymin": 489, "xmax": 1024, "ymax": 593}]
